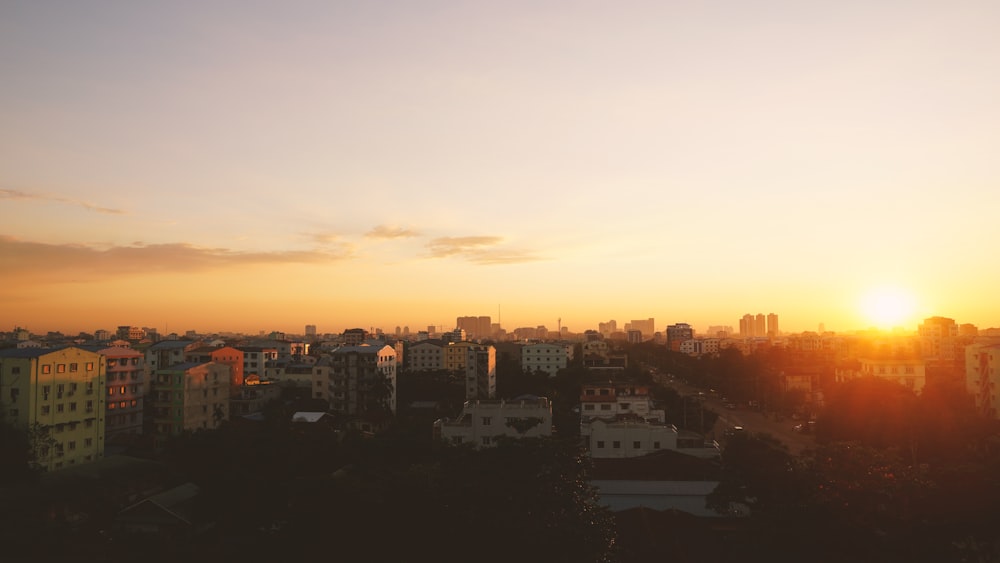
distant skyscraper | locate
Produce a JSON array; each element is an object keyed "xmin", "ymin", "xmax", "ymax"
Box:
[
  {"xmin": 740, "ymin": 314, "xmax": 754, "ymax": 337},
  {"xmin": 754, "ymin": 314, "xmax": 766, "ymax": 337},
  {"xmin": 625, "ymin": 319, "xmax": 654, "ymax": 341},
  {"xmin": 766, "ymin": 314, "xmax": 779, "ymax": 337},
  {"xmin": 456, "ymin": 316, "xmax": 492, "ymax": 339},
  {"xmin": 305, "ymin": 324, "xmax": 317, "ymax": 339}
]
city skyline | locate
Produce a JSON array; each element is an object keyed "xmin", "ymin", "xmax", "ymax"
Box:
[{"xmin": 3, "ymin": 2, "xmax": 1000, "ymax": 334}]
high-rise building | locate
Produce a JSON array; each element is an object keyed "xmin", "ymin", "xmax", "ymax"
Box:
[
  {"xmin": 767, "ymin": 313, "xmax": 779, "ymax": 337},
  {"xmin": 739, "ymin": 314, "xmax": 754, "ymax": 337},
  {"xmin": 456, "ymin": 316, "xmax": 492, "ymax": 339},
  {"xmin": 304, "ymin": 324, "xmax": 317, "ymax": 339},
  {"xmin": 150, "ymin": 361, "xmax": 231, "ymax": 447},
  {"xmin": 0, "ymin": 347, "xmax": 107, "ymax": 471},
  {"xmin": 624, "ymin": 319, "xmax": 654, "ymax": 341},
  {"xmin": 754, "ymin": 314, "xmax": 766, "ymax": 338}
]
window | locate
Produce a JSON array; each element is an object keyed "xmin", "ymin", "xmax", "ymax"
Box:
[
  {"xmin": 68, "ymin": 441, "xmax": 76, "ymax": 451},
  {"xmin": 633, "ymin": 441, "xmax": 641, "ymax": 449},
  {"xmin": 119, "ymin": 386, "xmax": 126, "ymax": 394},
  {"xmin": 57, "ymin": 404, "xmax": 64, "ymax": 413},
  {"xmin": 653, "ymin": 441, "xmax": 660, "ymax": 449},
  {"xmin": 613, "ymin": 441, "xmax": 621, "ymax": 449},
  {"xmin": 85, "ymin": 420, "xmax": 94, "ymax": 428},
  {"xmin": 86, "ymin": 362, "xmax": 94, "ymax": 371},
  {"xmin": 42, "ymin": 365, "xmax": 51, "ymax": 374},
  {"xmin": 596, "ymin": 440, "xmax": 605, "ymax": 448},
  {"xmin": 69, "ymin": 363, "xmax": 78, "ymax": 372},
  {"xmin": 119, "ymin": 401, "xmax": 126, "ymax": 409},
  {"xmin": 130, "ymin": 400, "xmax": 137, "ymax": 407},
  {"xmin": 108, "ymin": 402, "xmax": 115, "ymax": 410},
  {"xmin": 620, "ymin": 403, "xmax": 630, "ymax": 410},
  {"xmin": 584, "ymin": 404, "xmax": 595, "ymax": 411},
  {"xmin": 8, "ymin": 408, "xmax": 18, "ymax": 417},
  {"xmin": 11, "ymin": 366, "xmax": 20, "ymax": 375},
  {"xmin": 57, "ymin": 364, "xmax": 66, "ymax": 373},
  {"xmin": 481, "ymin": 417, "xmax": 492, "ymax": 425},
  {"xmin": 69, "ymin": 402, "xmax": 77, "ymax": 412},
  {"xmin": 57, "ymin": 384, "xmax": 65, "ymax": 397},
  {"xmin": 108, "ymin": 387, "xmax": 114, "ymax": 396},
  {"xmin": 86, "ymin": 382, "xmax": 94, "ymax": 394},
  {"xmin": 451, "ymin": 436, "xmax": 463, "ymax": 444},
  {"xmin": 481, "ymin": 437, "xmax": 491, "ymax": 446},
  {"xmin": 585, "ymin": 389, "xmax": 596, "ymax": 395},
  {"xmin": 86, "ymin": 400, "xmax": 93, "ymax": 413},
  {"xmin": 599, "ymin": 388, "xmax": 610, "ymax": 395},
  {"xmin": 9, "ymin": 388, "xmax": 19, "ymax": 403},
  {"xmin": 600, "ymin": 404, "xmax": 611, "ymax": 411}
]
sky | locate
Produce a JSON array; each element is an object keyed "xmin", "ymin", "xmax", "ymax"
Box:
[{"xmin": 2, "ymin": 0, "xmax": 1000, "ymax": 336}]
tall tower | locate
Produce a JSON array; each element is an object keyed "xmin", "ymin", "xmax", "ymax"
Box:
[{"xmin": 766, "ymin": 313, "xmax": 779, "ymax": 337}]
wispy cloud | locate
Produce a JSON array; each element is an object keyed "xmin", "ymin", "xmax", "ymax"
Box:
[
  {"xmin": 307, "ymin": 231, "xmax": 341, "ymax": 245},
  {"xmin": 0, "ymin": 236, "xmax": 353, "ymax": 283},
  {"xmin": 366, "ymin": 225, "xmax": 421, "ymax": 239},
  {"xmin": 0, "ymin": 188, "xmax": 126, "ymax": 215},
  {"xmin": 426, "ymin": 236, "xmax": 542, "ymax": 265}
]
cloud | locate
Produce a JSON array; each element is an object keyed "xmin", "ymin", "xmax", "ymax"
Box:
[
  {"xmin": 0, "ymin": 236, "xmax": 353, "ymax": 283},
  {"xmin": 0, "ymin": 188, "xmax": 126, "ymax": 215},
  {"xmin": 426, "ymin": 236, "xmax": 542, "ymax": 265},
  {"xmin": 366, "ymin": 225, "xmax": 421, "ymax": 239},
  {"xmin": 307, "ymin": 232, "xmax": 341, "ymax": 245}
]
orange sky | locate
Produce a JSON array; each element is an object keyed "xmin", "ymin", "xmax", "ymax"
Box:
[{"xmin": 2, "ymin": 2, "xmax": 999, "ymax": 336}]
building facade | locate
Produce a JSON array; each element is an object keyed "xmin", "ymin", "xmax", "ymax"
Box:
[
  {"xmin": 328, "ymin": 344, "xmax": 398, "ymax": 416},
  {"xmin": 521, "ymin": 342, "xmax": 572, "ymax": 377},
  {"xmin": 434, "ymin": 395, "xmax": 552, "ymax": 447},
  {"xmin": 150, "ymin": 362, "xmax": 231, "ymax": 447},
  {"xmin": 0, "ymin": 347, "xmax": 107, "ymax": 471}
]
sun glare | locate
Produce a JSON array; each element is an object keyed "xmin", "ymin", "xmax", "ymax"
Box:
[{"xmin": 860, "ymin": 287, "xmax": 917, "ymax": 329}]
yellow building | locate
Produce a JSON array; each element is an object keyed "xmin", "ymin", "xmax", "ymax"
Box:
[
  {"xmin": 445, "ymin": 341, "xmax": 477, "ymax": 372},
  {"xmin": 0, "ymin": 347, "xmax": 106, "ymax": 471}
]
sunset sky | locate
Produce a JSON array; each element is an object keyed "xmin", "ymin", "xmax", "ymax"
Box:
[{"xmin": 3, "ymin": 1, "xmax": 999, "ymax": 336}]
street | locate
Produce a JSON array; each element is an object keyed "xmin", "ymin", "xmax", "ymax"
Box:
[{"xmin": 653, "ymin": 371, "xmax": 815, "ymax": 455}]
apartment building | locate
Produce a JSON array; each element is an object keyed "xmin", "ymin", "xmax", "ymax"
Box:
[
  {"xmin": 407, "ymin": 339, "xmax": 445, "ymax": 371},
  {"xmin": 0, "ymin": 347, "xmax": 106, "ymax": 471},
  {"xmin": 100, "ymin": 346, "xmax": 145, "ymax": 441},
  {"xmin": 150, "ymin": 362, "xmax": 231, "ymax": 447},
  {"xmin": 521, "ymin": 342, "xmax": 572, "ymax": 376},
  {"xmin": 966, "ymin": 339, "xmax": 1000, "ymax": 419},
  {"xmin": 463, "ymin": 344, "xmax": 496, "ymax": 400},
  {"xmin": 434, "ymin": 395, "xmax": 552, "ymax": 447},
  {"xmin": 328, "ymin": 345, "xmax": 397, "ymax": 416}
]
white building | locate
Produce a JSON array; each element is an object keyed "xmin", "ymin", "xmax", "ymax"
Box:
[
  {"xmin": 678, "ymin": 338, "xmax": 720, "ymax": 357},
  {"xmin": 434, "ymin": 395, "xmax": 552, "ymax": 447},
  {"xmin": 521, "ymin": 342, "xmax": 573, "ymax": 376}
]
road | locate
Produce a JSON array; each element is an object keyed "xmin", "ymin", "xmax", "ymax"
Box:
[{"xmin": 652, "ymin": 371, "xmax": 815, "ymax": 455}]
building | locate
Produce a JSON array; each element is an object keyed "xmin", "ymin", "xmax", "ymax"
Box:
[
  {"xmin": 463, "ymin": 344, "xmax": 496, "ymax": 400},
  {"xmin": 456, "ymin": 316, "xmax": 492, "ymax": 340},
  {"xmin": 304, "ymin": 324, "xmax": 317, "ymax": 340},
  {"xmin": 101, "ymin": 346, "xmax": 145, "ymax": 442},
  {"xmin": 342, "ymin": 328, "xmax": 368, "ymax": 346},
  {"xmin": 407, "ymin": 339, "xmax": 446, "ymax": 371},
  {"xmin": 835, "ymin": 357, "xmax": 926, "ymax": 393},
  {"xmin": 237, "ymin": 346, "xmax": 278, "ymax": 380},
  {"xmin": 965, "ymin": 339, "xmax": 1000, "ymax": 418},
  {"xmin": 144, "ymin": 340, "xmax": 201, "ymax": 374},
  {"xmin": 185, "ymin": 345, "xmax": 244, "ymax": 391},
  {"xmin": 150, "ymin": 362, "xmax": 231, "ymax": 447},
  {"xmin": 625, "ymin": 319, "xmax": 655, "ymax": 341},
  {"xmin": 433, "ymin": 395, "xmax": 552, "ymax": 447},
  {"xmin": 521, "ymin": 342, "xmax": 573, "ymax": 377},
  {"xmin": 678, "ymin": 338, "xmax": 720, "ymax": 357},
  {"xmin": 767, "ymin": 313, "xmax": 779, "ymax": 337},
  {"xmin": 754, "ymin": 314, "xmax": 766, "ymax": 338},
  {"xmin": 0, "ymin": 347, "xmax": 107, "ymax": 471},
  {"xmin": 328, "ymin": 344, "xmax": 398, "ymax": 416},
  {"xmin": 666, "ymin": 323, "xmax": 694, "ymax": 352}
]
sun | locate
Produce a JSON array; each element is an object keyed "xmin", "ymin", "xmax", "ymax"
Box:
[{"xmin": 860, "ymin": 287, "xmax": 917, "ymax": 329}]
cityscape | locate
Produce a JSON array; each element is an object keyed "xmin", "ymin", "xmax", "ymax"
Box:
[{"xmin": 3, "ymin": 1, "xmax": 1000, "ymax": 562}]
